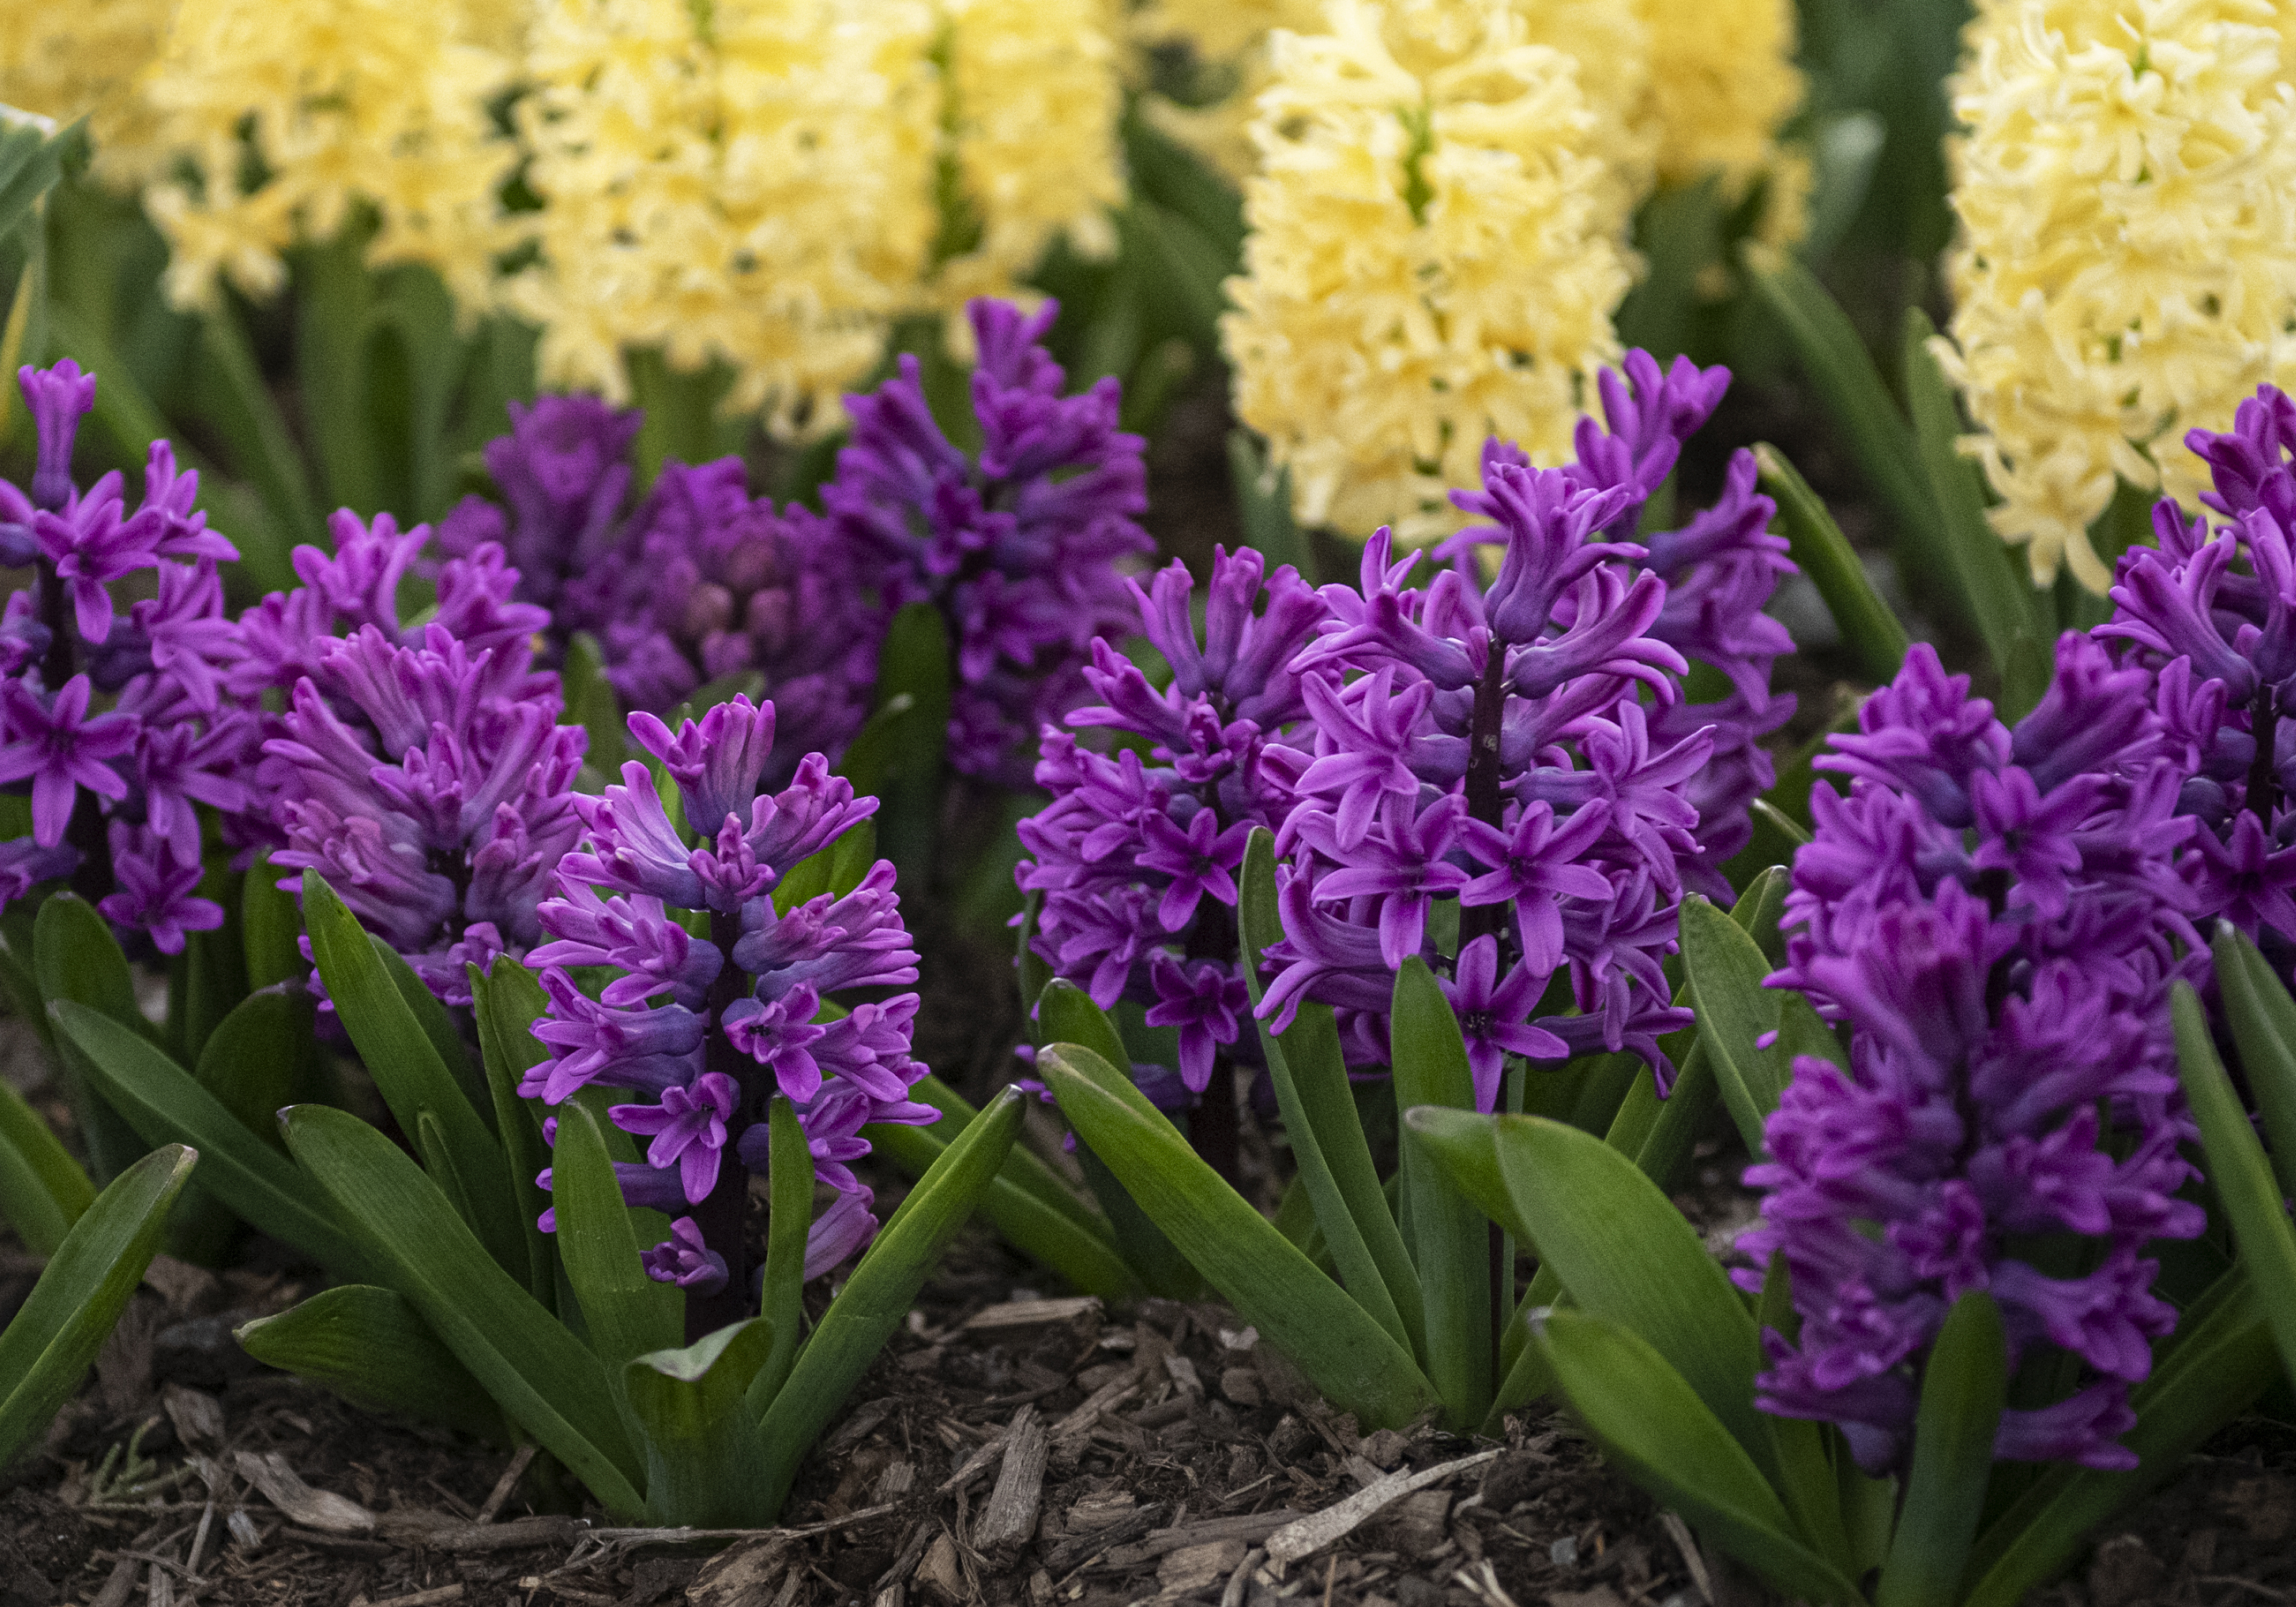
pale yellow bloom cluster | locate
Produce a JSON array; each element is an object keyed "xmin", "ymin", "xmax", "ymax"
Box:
[
  {"xmin": 133, "ymin": 0, "xmax": 516, "ymax": 314},
  {"xmin": 1133, "ymin": 0, "xmax": 1326, "ymax": 182},
  {"xmin": 928, "ymin": 0, "xmax": 1130, "ymax": 312},
  {"xmin": 0, "ymin": 0, "xmax": 176, "ymax": 188},
  {"xmin": 1941, "ymin": 0, "xmax": 2296, "ymax": 591},
  {"xmin": 1641, "ymin": 0, "xmax": 1807, "ymax": 237},
  {"xmin": 508, "ymin": 0, "xmax": 940, "ymax": 431},
  {"xmin": 1222, "ymin": 0, "xmax": 1631, "ymax": 539}
]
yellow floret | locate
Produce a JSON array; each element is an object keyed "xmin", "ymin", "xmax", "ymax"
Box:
[
  {"xmin": 1221, "ymin": 0, "xmax": 1631, "ymax": 540},
  {"xmin": 509, "ymin": 0, "xmax": 940, "ymax": 435},
  {"xmin": 1940, "ymin": 0, "xmax": 2296, "ymax": 591}
]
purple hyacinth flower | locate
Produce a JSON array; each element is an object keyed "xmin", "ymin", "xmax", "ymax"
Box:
[
  {"xmin": 20, "ymin": 360, "xmax": 97, "ymax": 513},
  {"xmin": 613, "ymin": 1072, "xmax": 739, "ymax": 1205},
  {"xmin": 98, "ymin": 828, "xmax": 223, "ymax": 955},
  {"xmin": 641, "ymin": 1217, "xmax": 731, "ymax": 1293},
  {"xmin": 1144, "ymin": 953, "xmax": 1250, "ymax": 1093},
  {"xmin": 0, "ymin": 675, "xmax": 136, "ymax": 845}
]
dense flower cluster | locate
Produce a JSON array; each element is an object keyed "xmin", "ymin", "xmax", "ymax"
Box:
[
  {"xmin": 0, "ymin": 362, "xmax": 250, "ymax": 952},
  {"xmin": 133, "ymin": 0, "xmax": 517, "ymax": 312},
  {"xmin": 228, "ymin": 494, "xmax": 573, "ymax": 1003},
  {"xmin": 1018, "ymin": 544, "xmax": 1325, "ymax": 1093},
  {"xmin": 2099, "ymin": 384, "xmax": 2296, "ymax": 955},
  {"xmin": 510, "ymin": 0, "xmax": 939, "ymax": 431},
  {"xmin": 1221, "ymin": 0, "xmax": 1633, "ymax": 540},
  {"xmin": 1939, "ymin": 0, "xmax": 2296, "ymax": 591},
  {"xmin": 436, "ymin": 396, "xmax": 881, "ymax": 771},
  {"xmin": 828, "ymin": 299, "xmax": 1153, "ymax": 782},
  {"xmin": 1639, "ymin": 0, "xmax": 1807, "ymax": 243},
  {"xmin": 0, "ymin": 0, "xmax": 173, "ymax": 190},
  {"xmin": 1744, "ymin": 642, "xmax": 2206, "ymax": 1474},
  {"xmin": 1021, "ymin": 350, "xmax": 1773, "ymax": 1108},
  {"xmin": 524, "ymin": 697, "xmax": 931, "ymax": 1301}
]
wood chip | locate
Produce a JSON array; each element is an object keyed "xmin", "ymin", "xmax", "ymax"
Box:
[
  {"xmin": 1062, "ymin": 1491, "xmax": 1136, "ymax": 1533},
  {"xmin": 1219, "ymin": 1547, "xmax": 1262, "ymax": 1607},
  {"xmin": 161, "ymin": 1385, "xmax": 225, "ymax": 1452},
  {"xmin": 233, "ymin": 1451, "xmax": 378, "ymax": 1535},
  {"xmin": 914, "ymin": 1532, "xmax": 964, "ymax": 1602},
  {"xmin": 474, "ymin": 1443, "xmax": 539, "ymax": 1524},
  {"xmin": 962, "ymin": 1297, "xmax": 1101, "ymax": 1331},
  {"xmin": 1158, "ymin": 1539, "xmax": 1247, "ymax": 1593},
  {"xmin": 1049, "ymin": 1374, "xmax": 1141, "ymax": 1443},
  {"xmin": 1102, "ymin": 1510, "xmax": 1306, "ymax": 1568},
  {"xmin": 1658, "ymin": 1512, "xmax": 1714, "ymax": 1607},
  {"xmin": 973, "ymin": 1405, "xmax": 1049, "ymax": 1555},
  {"xmin": 685, "ymin": 1535, "xmax": 796, "ymax": 1607},
  {"xmin": 1217, "ymin": 1367, "xmax": 1262, "ymax": 1408},
  {"xmin": 366, "ymin": 1588, "xmax": 467, "ymax": 1607},
  {"xmin": 1264, "ymin": 1450, "xmax": 1501, "ymax": 1569},
  {"xmin": 1043, "ymin": 1503, "xmax": 1165, "ymax": 1575}
]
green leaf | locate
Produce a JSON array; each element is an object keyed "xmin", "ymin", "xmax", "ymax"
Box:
[
  {"xmin": 279, "ymin": 1104, "xmax": 645, "ymax": 1517},
  {"xmin": 2169, "ymin": 981, "xmax": 2296, "ymax": 1389},
  {"xmin": 241, "ymin": 853, "xmax": 306, "ymax": 992},
  {"xmin": 1743, "ymin": 250, "xmax": 1942, "ymax": 588},
  {"xmin": 1679, "ymin": 896, "xmax": 1839, "ymax": 1155},
  {"xmin": 1903, "ymin": 306, "xmax": 2043, "ymax": 673},
  {"xmin": 1402, "ymin": 1109, "xmax": 1776, "ymax": 1470},
  {"xmin": 2212, "ymin": 927, "xmax": 2296, "ymax": 1200},
  {"xmin": 1043, "ymin": 1044, "xmax": 1437, "ymax": 1429},
  {"xmin": 1237, "ymin": 830, "xmax": 1424, "ymax": 1353},
  {"xmin": 1753, "ymin": 443, "xmax": 1908, "ymax": 683},
  {"xmin": 34, "ymin": 893, "xmax": 156, "ymax": 1044},
  {"xmin": 629, "ymin": 1321, "xmax": 777, "ymax": 1527},
  {"xmin": 563, "ymin": 632, "xmax": 628, "ymax": 785},
  {"xmin": 873, "ymin": 601, "xmax": 952, "ymax": 886},
  {"xmin": 755, "ymin": 1097, "xmax": 812, "ymax": 1410},
  {"xmin": 235, "ymin": 1285, "xmax": 507, "ymax": 1441},
  {"xmin": 553, "ymin": 1100, "xmax": 683, "ymax": 1430},
  {"xmin": 50, "ymin": 1001, "xmax": 374, "ymax": 1278},
  {"xmin": 1035, "ymin": 980, "xmax": 1201, "ymax": 1299},
  {"xmin": 301, "ymin": 872, "xmax": 525, "ymax": 1276},
  {"xmin": 469, "ymin": 958, "xmax": 559, "ymax": 1306},
  {"xmin": 197, "ymin": 303, "xmax": 325, "ymax": 548},
  {"xmin": 1959, "ymin": 1267, "xmax": 2277, "ymax": 1607},
  {"xmin": 370, "ymin": 935, "xmax": 490, "ymax": 1132},
  {"xmin": 1016, "ymin": 890, "xmax": 1054, "ymax": 1022},
  {"xmin": 1878, "ymin": 1292, "xmax": 2006, "ymax": 1607},
  {"xmin": 1227, "ymin": 431, "xmax": 1316, "ymax": 586},
  {"xmin": 772, "ymin": 820, "xmax": 878, "ymax": 916},
  {"xmin": 193, "ymin": 985, "xmax": 317, "ymax": 1152},
  {"xmin": 1389, "ymin": 959, "xmax": 1491, "ymax": 1428},
  {"xmin": 754, "ymin": 1087, "xmax": 1028, "ymax": 1517},
  {"xmin": 0, "ymin": 1074, "xmax": 92, "ymax": 1255},
  {"xmin": 0, "ymin": 1144, "xmax": 197, "ymax": 1469},
  {"xmin": 1534, "ymin": 1309, "xmax": 1862, "ymax": 1606},
  {"xmin": 833, "ymin": 693, "xmax": 914, "ymax": 803}
]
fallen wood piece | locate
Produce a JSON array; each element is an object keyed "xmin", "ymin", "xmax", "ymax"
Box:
[
  {"xmin": 376, "ymin": 1514, "xmax": 585, "ymax": 1552},
  {"xmin": 364, "ymin": 1586, "xmax": 466, "ymax": 1607},
  {"xmin": 1102, "ymin": 1509, "xmax": 1305, "ymax": 1569},
  {"xmin": 233, "ymin": 1451, "xmax": 377, "ymax": 1535},
  {"xmin": 1049, "ymin": 1375, "xmax": 1141, "ymax": 1442},
  {"xmin": 974, "ymin": 1405, "xmax": 1049, "ymax": 1555},
  {"xmin": 935, "ymin": 1428, "xmax": 1009, "ymax": 1495},
  {"xmin": 962, "ymin": 1298, "xmax": 1101, "ymax": 1332},
  {"xmin": 1264, "ymin": 1450, "xmax": 1500, "ymax": 1570},
  {"xmin": 474, "ymin": 1443, "xmax": 540, "ymax": 1524},
  {"xmin": 1043, "ymin": 1503, "xmax": 1165, "ymax": 1575}
]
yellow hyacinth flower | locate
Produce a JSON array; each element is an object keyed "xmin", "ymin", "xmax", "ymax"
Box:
[
  {"xmin": 1222, "ymin": 0, "xmax": 1631, "ymax": 540},
  {"xmin": 1641, "ymin": 0, "xmax": 1807, "ymax": 239},
  {"xmin": 132, "ymin": 0, "xmax": 515, "ymax": 315},
  {"xmin": 1940, "ymin": 0, "xmax": 2296, "ymax": 591},
  {"xmin": 927, "ymin": 0, "xmax": 1130, "ymax": 312},
  {"xmin": 0, "ymin": 0, "xmax": 176, "ymax": 188},
  {"xmin": 509, "ymin": 0, "xmax": 940, "ymax": 434}
]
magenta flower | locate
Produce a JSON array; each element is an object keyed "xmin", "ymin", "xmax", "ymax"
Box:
[
  {"xmin": 0, "ymin": 675, "xmax": 135, "ymax": 845},
  {"xmin": 613, "ymin": 1072, "xmax": 739, "ymax": 1204}
]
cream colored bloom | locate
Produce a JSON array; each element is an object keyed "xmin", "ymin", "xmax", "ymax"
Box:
[
  {"xmin": 0, "ymin": 0, "xmax": 176, "ymax": 189},
  {"xmin": 926, "ymin": 0, "xmax": 1130, "ymax": 313},
  {"xmin": 510, "ymin": 0, "xmax": 940, "ymax": 434},
  {"xmin": 1222, "ymin": 0, "xmax": 1631, "ymax": 540},
  {"xmin": 132, "ymin": 0, "xmax": 515, "ymax": 316},
  {"xmin": 1941, "ymin": 0, "xmax": 2296, "ymax": 591},
  {"xmin": 1641, "ymin": 0, "xmax": 1805, "ymax": 210}
]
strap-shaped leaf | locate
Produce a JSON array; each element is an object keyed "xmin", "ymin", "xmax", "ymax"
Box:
[
  {"xmin": 873, "ymin": 601, "xmax": 952, "ymax": 883},
  {"xmin": 241, "ymin": 853, "xmax": 306, "ymax": 992},
  {"xmin": 1044, "ymin": 1044, "xmax": 1437, "ymax": 1429},
  {"xmin": 1878, "ymin": 1291, "xmax": 2005, "ymax": 1607},
  {"xmin": 235, "ymin": 1285, "xmax": 506, "ymax": 1441},
  {"xmin": 1405, "ymin": 1108, "xmax": 1779, "ymax": 1479},
  {"xmin": 1680, "ymin": 896, "xmax": 1840, "ymax": 1155},
  {"xmin": 2169, "ymin": 982, "xmax": 2296, "ymax": 1388},
  {"xmin": 1959, "ymin": 1267, "xmax": 2276, "ymax": 1607},
  {"xmin": 563, "ymin": 633, "xmax": 629, "ymax": 783},
  {"xmin": 628, "ymin": 1319, "xmax": 776, "ymax": 1526},
  {"xmin": 1237, "ymin": 830, "xmax": 1424, "ymax": 1355},
  {"xmin": 0, "ymin": 1144, "xmax": 197, "ymax": 1468},
  {"xmin": 469, "ymin": 959, "xmax": 560, "ymax": 1305},
  {"xmin": 1755, "ymin": 443, "xmax": 1908, "ymax": 683},
  {"xmin": 194, "ymin": 986, "xmax": 317, "ymax": 1153},
  {"xmin": 370, "ymin": 935, "xmax": 492, "ymax": 1133},
  {"xmin": 830, "ymin": 694, "xmax": 912, "ymax": 802},
  {"xmin": 1534, "ymin": 1309, "xmax": 1862, "ymax": 1606},
  {"xmin": 755, "ymin": 1088, "xmax": 1027, "ymax": 1517},
  {"xmin": 52, "ymin": 1001, "xmax": 374, "ymax": 1278},
  {"xmin": 1390, "ymin": 959, "xmax": 1491, "ymax": 1428},
  {"xmin": 32, "ymin": 891, "xmax": 161, "ymax": 1178},
  {"xmin": 0, "ymin": 1072, "xmax": 91, "ymax": 1255},
  {"xmin": 279, "ymin": 1104, "xmax": 645, "ymax": 1517},
  {"xmin": 553, "ymin": 1100, "xmax": 683, "ymax": 1431},
  {"xmin": 302, "ymin": 873, "xmax": 525, "ymax": 1276},
  {"xmin": 1036, "ymin": 980, "xmax": 1201, "ymax": 1299},
  {"xmin": 752, "ymin": 1097, "xmax": 812, "ymax": 1411},
  {"xmin": 2213, "ymin": 927, "xmax": 2296, "ymax": 1199}
]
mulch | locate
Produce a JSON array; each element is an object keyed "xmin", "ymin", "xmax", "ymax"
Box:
[{"xmin": 5, "ymin": 1204, "xmax": 2296, "ymax": 1607}]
